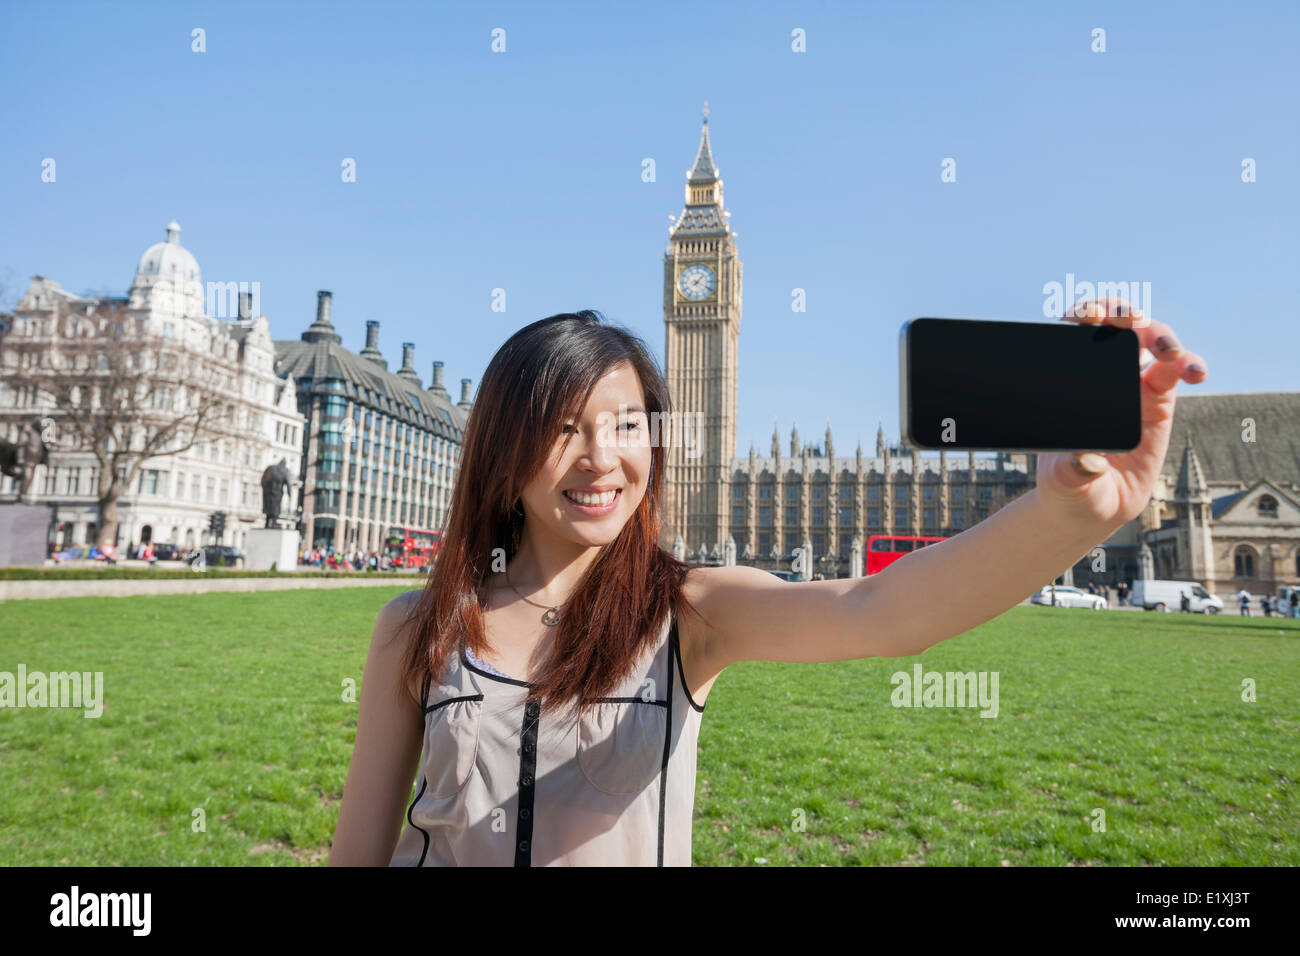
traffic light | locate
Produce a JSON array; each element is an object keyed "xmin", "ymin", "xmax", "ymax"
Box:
[{"xmin": 213, "ymin": 512, "xmax": 226, "ymax": 537}]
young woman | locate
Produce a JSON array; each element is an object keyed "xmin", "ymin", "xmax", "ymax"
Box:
[{"xmin": 329, "ymin": 299, "xmax": 1207, "ymax": 867}]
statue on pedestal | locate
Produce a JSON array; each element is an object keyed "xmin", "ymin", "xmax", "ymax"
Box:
[
  {"xmin": 261, "ymin": 458, "xmax": 292, "ymax": 529},
  {"xmin": 0, "ymin": 417, "xmax": 50, "ymax": 503}
]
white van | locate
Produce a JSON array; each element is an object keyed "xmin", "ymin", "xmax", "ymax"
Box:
[{"xmin": 1129, "ymin": 579, "xmax": 1224, "ymax": 614}]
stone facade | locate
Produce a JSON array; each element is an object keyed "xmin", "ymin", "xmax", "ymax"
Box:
[{"xmin": 0, "ymin": 223, "xmax": 305, "ymax": 553}]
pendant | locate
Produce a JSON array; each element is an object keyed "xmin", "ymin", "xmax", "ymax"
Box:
[{"xmin": 542, "ymin": 607, "xmax": 560, "ymax": 626}]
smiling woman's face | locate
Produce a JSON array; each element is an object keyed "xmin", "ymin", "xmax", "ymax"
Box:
[{"xmin": 517, "ymin": 361, "xmax": 652, "ymax": 550}]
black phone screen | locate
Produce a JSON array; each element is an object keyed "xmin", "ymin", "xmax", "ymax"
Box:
[{"xmin": 900, "ymin": 317, "xmax": 1143, "ymax": 452}]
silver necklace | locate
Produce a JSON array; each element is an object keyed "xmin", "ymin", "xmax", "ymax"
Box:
[{"xmin": 504, "ymin": 566, "xmax": 565, "ymax": 626}]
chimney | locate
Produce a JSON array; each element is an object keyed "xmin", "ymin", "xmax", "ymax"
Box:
[
  {"xmin": 396, "ymin": 341, "xmax": 421, "ymax": 385},
  {"xmin": 459, "ymin": 377, "xmax": 474, "ymax": 408},
  {"xmin": 431, "ymin": 361, "xmax": 445, "ymax": 390},
  {"xmin": 359, "ymin": 319, "xmax": 386, "ymax": 368},
  {"xmin": 238, "ymin": 291, "xmax": 254, "ymax": 321},
  {"xmin": 301, "ymin": 290, "xmax": 341, "ymax": 344}
]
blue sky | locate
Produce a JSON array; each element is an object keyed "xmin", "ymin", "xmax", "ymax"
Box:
[{"xmin": 2, "ymin": 0, "xmax": 1296, "ymax": 457}]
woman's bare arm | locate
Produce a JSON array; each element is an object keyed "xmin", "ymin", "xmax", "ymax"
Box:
[
  {"xmin": 328, "ymin": 590, "xmax": 426, "ymax": 866},
  {"xmin": 687, "ymin": 489, "xmax": 1117, "ymax": 670},
  {"xmin": 686, "ymin": 299, "xmax": 1207, "ymax": 675}
]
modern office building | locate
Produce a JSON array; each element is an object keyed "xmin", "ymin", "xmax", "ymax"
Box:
[{"xmin": 274, "ymin": 291, "xmax": 472, "ymax": 553}]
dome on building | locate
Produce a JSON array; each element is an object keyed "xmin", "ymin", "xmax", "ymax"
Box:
[
  {"xmin": 134, "ymin": 220, "xmax": 201, "ymax": 288},
  {"xmin": 129, "ymin": 220, "xmax": 205, "ymax": 318}
]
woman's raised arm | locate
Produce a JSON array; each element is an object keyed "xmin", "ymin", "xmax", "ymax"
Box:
[{"xmin": 688, "ymin": 298, "xmax": 1207, "ymax": 673}]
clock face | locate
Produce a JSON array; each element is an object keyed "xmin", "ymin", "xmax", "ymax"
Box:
[{"xmin": 678, "ymin": 263, "xmax": 717, "ymax": 301}]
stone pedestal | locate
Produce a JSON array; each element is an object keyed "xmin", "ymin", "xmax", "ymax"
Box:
[
  {"xmin": 0, "ymin": 503, "xmax": 54, "ymax": 566},
  {"xmin": 246, "ymin": 527, "xmax": 301, "ymax": 571}
]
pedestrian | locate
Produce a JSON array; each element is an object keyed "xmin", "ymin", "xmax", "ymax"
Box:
[
  {"xmin": 1180, "ymin": 589, "xmax": 1190, "ymax": 613},
  {"xmin": 1262, "ymin": 595, "xmax": 1273, "ymax": 617},
  {"xmin": 1237, "ymin": 588, "xmax": 1252, "ymax": 617}
]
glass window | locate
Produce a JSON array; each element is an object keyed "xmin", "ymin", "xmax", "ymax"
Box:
[{"xmin": 785, "ymin": 507, "xmax": 797, "ymax": 525}]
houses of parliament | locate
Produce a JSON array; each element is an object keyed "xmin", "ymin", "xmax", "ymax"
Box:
[
  {"xmin": 658, "ymin": 111, "xmax": 1300, "ymax": 593},
  {"xmin": 659, "ymin": 110, "xmax": 1035, "ymax": 579}
]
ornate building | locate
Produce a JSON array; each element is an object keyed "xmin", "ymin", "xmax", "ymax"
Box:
[
  {"xmin": 659, "ymin": 114, "xmax": 1299, "ymax": 597},
  {"xmin": 660, "ymin": 114, "xmax": 1035, "ymax": 576},
  {"xmin": 661, "ymin": 106, "xmax": 742, "ymax": 554},
  {"xmin": 274, "ymin": 293, "xmax": 472, "ymax": 553},
  {"xmin": 0, "ymin": 222, "xmax": 305, "ymax": 552},
  {"xmin": 1096, "ymin": 393, "xmax": 1300, "ymax": 596}
]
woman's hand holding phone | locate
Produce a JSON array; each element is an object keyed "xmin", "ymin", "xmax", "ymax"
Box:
[{"xmin": 1035, "ymin": 297, "xmax": 1209, "ymax": 532}]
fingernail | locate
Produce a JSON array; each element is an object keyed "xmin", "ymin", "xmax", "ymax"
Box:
[
  {"xmin": 1073, "ymin": 453, "xmax": 1108, "ymax": 476},
  {"xmin": 1155, "ymin": 335, "xmax": 1179, "ymax": 352},
  {"xmin": 1187, "ymin": 363, "xmax": 1206, "ymax": 374}
]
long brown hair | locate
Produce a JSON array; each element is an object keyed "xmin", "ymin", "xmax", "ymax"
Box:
[{"xmin": 399, "ymin": 310, "xmax": 698, "ymax": 723}]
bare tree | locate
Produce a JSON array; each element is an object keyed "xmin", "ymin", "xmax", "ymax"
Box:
[{"xmin": 1, "ymin": 297, "xmax": 242, "ymax": 549}]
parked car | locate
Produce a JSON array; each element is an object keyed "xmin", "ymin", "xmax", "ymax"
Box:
[
  {"xmin": 767, "ymin": 570, "xmax": 799, "ymax": 582},
  {"xmin": 1030, "ymin": 585, "xmax": 1107, "ymax": 609},
  {"xmin": 201, "ymin": 545, "xmax": 245, "ymax": 568},
  {"xmin": 1128, "ymin": 579, "xmax": 1223, "ymax": 613},
  {"xmin": 151, "ymin": 543, "xmax": 184, "ymax": 561}
]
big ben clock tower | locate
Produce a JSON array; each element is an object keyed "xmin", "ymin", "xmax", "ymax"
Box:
[{"xmin": 662, "ymin": 104, "xmax": 742, "ymax": 559}]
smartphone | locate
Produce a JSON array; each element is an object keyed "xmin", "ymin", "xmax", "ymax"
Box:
[{"xmin": 899, "ymin": 317, "xmax": 1143, "ymax": 452}]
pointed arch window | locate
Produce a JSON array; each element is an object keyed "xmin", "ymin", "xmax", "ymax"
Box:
[{"xmin": 1234, "ymin": 546, "xmax": 1257, "ymax": 578}]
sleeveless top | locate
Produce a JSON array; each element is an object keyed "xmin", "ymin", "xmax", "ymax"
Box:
[{"xmin": 389, "ymin": 607, "xmax": 705, "ymax": 866}]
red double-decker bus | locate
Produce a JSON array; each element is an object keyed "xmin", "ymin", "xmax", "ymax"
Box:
[
  {"xmin": 865, "ymin": 534, "xmax": 948, "ymax": 575},
  {"xmin": 384, "ymin": 525, "xmax": 444, "ymax": 569}
]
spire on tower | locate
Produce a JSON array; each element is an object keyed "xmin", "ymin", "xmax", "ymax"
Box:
[
  {"xmin": 689, "ymin": 103, "xmax": 718, "ymax": 183},
  {"xmin": 1175, "ymin": 429, "xmax": 1209, "ymax": 499}
]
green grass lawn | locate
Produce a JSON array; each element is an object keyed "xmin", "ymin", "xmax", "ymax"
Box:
[{"xmin": 1, "ymin": 588, "xmax": 1295, "ymax": 865}]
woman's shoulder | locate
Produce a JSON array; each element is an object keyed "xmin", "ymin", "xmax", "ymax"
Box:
[{"xmin": 373, "ymin": 589, "xmax": 426, "ymax": 644}]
